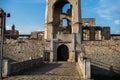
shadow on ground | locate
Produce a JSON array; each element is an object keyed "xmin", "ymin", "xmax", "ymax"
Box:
[
  {"xmin": 11, "ymin": 62, "xmax": 62, "ymax": 76},
  {"xmin": 91, "ymin": 65, "xmax": 120, "ymax": 80}
]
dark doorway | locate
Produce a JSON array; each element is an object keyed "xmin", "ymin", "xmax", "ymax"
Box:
[{"xmin": 57, "ymin": 45, "xmax": 69, "ymax": 61}]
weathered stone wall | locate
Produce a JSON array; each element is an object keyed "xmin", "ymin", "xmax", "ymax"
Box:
[
  {"xmin": 9, "ymin": 58, "xmax": 43, "ymax": 75},
  {"xmin": 45, "ymin": 0, "xmax": 81, "ymax": 39},
  {"xmin": 82, "ymin": 40, "xmax": 120, "ymax": 75},
  {"xmin": 2, "ymin": 58, "xmax": 43, "ymax": 77},
  {"xmin": 3, "ymin": 39, "xmax": 45, "ymax": 62},
  {"xmin": 1, "ymin": 38, "xmax": 49, "ymax": 76},
  {"xmin": 77, "ymin": 54, "xmax": 91, "ymax": 79},
  {"xmin": 82, "ymin": 18, "xmax": 96, "ymax": 26}
]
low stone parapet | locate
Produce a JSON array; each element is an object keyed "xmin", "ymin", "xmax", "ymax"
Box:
[
  {"xmin": 77, "ymin": 53, "xmax": 91, "ymax": 79},
  {"xmin": 2, "ymin": 58, "xmax": 43, "ymax": 77}
]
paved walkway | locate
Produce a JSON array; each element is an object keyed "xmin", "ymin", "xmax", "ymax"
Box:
[{"xmin": 3, "ymin": 62, "xmax": 81, "ymax": 80}]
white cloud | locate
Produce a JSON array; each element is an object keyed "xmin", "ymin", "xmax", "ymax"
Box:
[
  {"xmin": 115, "ymin": 30, "xmax": 120, "ymax": 34},
  {"xmin": 6, "ymin": 25, "xmax": 11, "ymax": 30},
  {"xmin": 6, "ymin": 25, "xmax": 26, "ymax": 34},
  {"xmin": 96, "ymin": 9, "xmax": 113, "ymax": 20},
  {"xmin": 15, "ymin": 25, "xmax": 44, "ymax": 34},
  {"xmin": 114, "ymin": 20, "xmax": 120, "ymax": 25},
  {"xmin": 95, "ymin": 0, "xmax": 120, "ymax": 20}
]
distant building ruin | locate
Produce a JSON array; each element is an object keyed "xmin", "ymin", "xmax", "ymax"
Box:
[
  {"xmin": 82, "ymin": 18, "xmax": 110, "ymax": 41},
  {"xmin": 5, "ymin": 24, "xmax": 19, "ymax": 39},
  {"xmin": 82, "ymin": 18, "xmax": 96, "ymax": 26}
]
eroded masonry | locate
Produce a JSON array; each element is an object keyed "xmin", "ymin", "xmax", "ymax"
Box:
[
  {"xmin": 44, "ymin": 0, "xmax": 82, "ymax": 62},
  {"xmin": 0, "ymin": 0, "xmax": 120, "ymax": 79}
]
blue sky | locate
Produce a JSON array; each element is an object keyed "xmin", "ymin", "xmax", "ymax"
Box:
[{"xmin": 0, "ymin": 0, "xmax": 120, "ymax": 34}]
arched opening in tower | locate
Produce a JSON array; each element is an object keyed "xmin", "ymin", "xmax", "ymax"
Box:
[
  {"xmin": 57, "ymin": 45, "xmax": 69, "ymax": 61},
  {"xmin": 62, "ymin": 3, "xmax": 71, "ymax": 13},
  {"xmin": 62, "ymin": 19, "xmax": 68, "ymax": 27},
  {"xmin": 53, "ymin": 0, "xmax": 72, "ymax": 34}
]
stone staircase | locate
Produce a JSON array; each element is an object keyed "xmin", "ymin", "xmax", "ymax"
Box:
[{"xmin": 3, "ymin": 62, "xmax": 81, "ymax": 80}]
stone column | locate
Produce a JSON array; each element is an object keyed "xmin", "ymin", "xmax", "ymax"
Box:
[
  {"xmin": 53, "ymin": 41, "xmax": 57, "ymax": 62},
  {"xmin": 72, "ymin": 0, "xmax": 82, "ymax": 34},
  {"xmin": 84, "ymin": 59, "xmax": 91, "ymax": 79},
  {"xmin": 50, "ymin": 40, "xmax": 53, "ymax": 62},
  {"xmin": 50, "ymin": 33, "xmax": 54, "ymax": 62},
  {"xmin": 90, "ymin": 27, "xmax": 95, "ymax": 41},
  {"xmin": 44, "ymin": 0, "xmax": 55, "ymax": 40},
  {"xmin": 102, "ymin": 27, "xmax": 110, "ymax": 40},
  {"xmin": 2, "ymin": 59, "xmax": 10, "ymax": 77},
  {"xmin": 71, "ymin": 33, "xmax": 76, "ymax": 62}
]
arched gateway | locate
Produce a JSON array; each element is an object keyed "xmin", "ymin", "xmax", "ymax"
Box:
[
  {"xmin": 44, "ymin": 0, "xmax": 82, "ymax": 62},
  {"xmin": 57, "ymin": 45, "xmax": 69, "ymax": 61}
]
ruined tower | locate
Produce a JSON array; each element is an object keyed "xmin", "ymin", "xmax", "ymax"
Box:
[{"xmin": 44, "ymin": 0, "xmax": 82, "ymax": 62}]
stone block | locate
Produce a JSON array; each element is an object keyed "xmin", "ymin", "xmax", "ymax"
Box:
[{"xmin": 2, "ymin": 59, "xmax": 10, "ymax": 77}]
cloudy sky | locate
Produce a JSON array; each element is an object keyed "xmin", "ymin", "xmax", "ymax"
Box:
[{"xmin": 0, "ymin": 0, "xmax": 120, "ymax": 34}]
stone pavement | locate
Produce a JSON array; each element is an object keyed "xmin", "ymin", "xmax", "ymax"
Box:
[{"xmin": 3, "ymin": 62, "xmax": 81, "ymax": 80}]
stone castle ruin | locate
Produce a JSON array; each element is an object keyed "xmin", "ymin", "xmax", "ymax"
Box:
[
  {"xmin": 0, "ymin": 0, "xmax": 120, "ymax": 79},
  {"xmin": 82, "ymin": 18, "xmax": 110, "ymax": 41},
  {"xmin": 44, "ymin": 0, "xmax": 82, "ymax": 62}
]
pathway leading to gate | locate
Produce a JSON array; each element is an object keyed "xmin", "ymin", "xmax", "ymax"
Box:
[{"xmin": 3, "ymin": 62, "xmax": 81, "ymax": 80}]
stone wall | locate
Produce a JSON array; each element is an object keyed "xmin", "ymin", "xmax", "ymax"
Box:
[
  {"xmin": 2, "ymin": 58, "xmax": 43, "ymax": 77},
  {"xmin": 82, "ymin": 18, "xmax": 96, "ymax": 26},
  {"xmin": 77, "ymin": 53, "xmax": 91, "ymax": 79},
  {"xmin": 1, "ymin": 38, "xmax": 47, "ymax": 76},
  {"xmin": 9, "ymin": 58, "xmax": 43, "ymax": 75},
  {"xmin": 82, "ymin": 40, "xmax": 120, "ymax": 76},
  {"xmin": 3, "ymin": 39, "xmax": 45, "ymax": 62}
]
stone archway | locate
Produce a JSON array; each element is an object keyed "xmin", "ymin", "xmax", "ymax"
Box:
[{"xmin": 57, "ymin": 45, "xmax": 69, "ymax": 61}]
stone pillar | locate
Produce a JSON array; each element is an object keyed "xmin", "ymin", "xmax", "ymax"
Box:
[
  {"xmin": 44, "ymin": 0, "xmax": 55, "ymax": 40},
  {"xmin": 44, "ymin": 23, "xmax": 53, "ymax": 40},
  {"xmin": 53, "ymin": 40, "xmax": 57, "ymax": 62},
  {"xmin": 50, "ymin": 33, "xmax": 54, "ymax": 62},
  {"xmin": 2, "ymin": 60, "xmax": 10, "ymax": 77},
  {"xmin": 44, "ymin": 25, "xmax": 47, "ymax": 39},
  {"xmin": 54, "ymin": 47, "xmax": 57, "ymax": 62},
  {"xmin": 90, "ymin": 27, "xmax": 95, "ymax": 41},
  {"xmin": 84, "ymin": 59, "xmax": 91, "ymax": 79},
  {"xmin": 76, "ymin": 33, "xmax": 82, "ymax": 61},
  {"xmin": 76, "ymin": 33, "xmax": 82, "ymax": 46},
  {"xmin": 72, "ymin": 0, "xmax": 82, "ymax": 34},
  {"xmin": 97, "ymin": 30, "xmax": 102, "ymax": 40},
  {"xmin": 102, "ymin": 27, "xmax": 110, "ymax": 40},
  {"xmin": 71, "ymin": 33, "xmax": 76, "ymax": 62}
]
